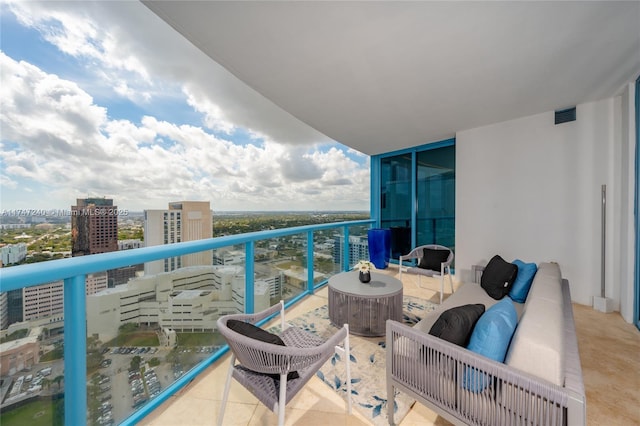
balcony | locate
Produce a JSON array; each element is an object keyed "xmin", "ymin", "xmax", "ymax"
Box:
[
  {"xmin": 2, "ymin": 219, "xmax": 639, "ymax": 426},
  {"xmin": 139, "ymin": 274, "xmax": 640, "ymax": 426},
  {"xmin": 1, "ymin": 219, "xmax": 375, "ymax": 425}
]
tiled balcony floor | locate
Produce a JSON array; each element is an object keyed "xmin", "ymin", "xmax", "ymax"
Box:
[{"xmin": 141, "ymin": 266, "xmax": 640, "ymax": 426}]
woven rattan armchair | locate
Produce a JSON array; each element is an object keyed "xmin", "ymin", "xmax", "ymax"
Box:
[
  {"xmin": 399, "ymin": 244, "xmax": 454, "ymax": 303},
  {"xmin": 216, "ymin": 301, "xmax": 352, "ymax": 426}
]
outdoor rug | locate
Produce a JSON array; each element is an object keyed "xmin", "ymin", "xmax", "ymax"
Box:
[{"xmin": 282, "ymin": 296, "xmax": 438, "ymax": 426}]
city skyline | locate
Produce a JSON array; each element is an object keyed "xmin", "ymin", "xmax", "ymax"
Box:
[{"xmin": 0, "ymin": 1, "xmax": 371, "ymax": 213}]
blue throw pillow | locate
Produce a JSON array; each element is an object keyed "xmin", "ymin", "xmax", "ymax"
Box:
[
  {"xmin": 509, "ymin": 259, "xmax": 538, "ymax": 303},
  {"xmin": 464, "ymin": 297, "xmax": 518, "ymax": 392}
]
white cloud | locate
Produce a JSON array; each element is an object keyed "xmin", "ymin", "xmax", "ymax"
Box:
[
  {"xmin": 0, "ymin": 52, "xmax": 108, "ymax": 154},
  {"xmin": 184, "ymin": 90, "xmax": 236, "ymax": 135},
  {"xmin": 0, "ymin": 51, "xmax": 369, "ymax": 211},
  {"xmin": 6, "ymin": 1, "xmax": 154, "ymax": 103},
  {"xmin": 4, "ymin": 1, "xmax": 336, "ymax": 147}
]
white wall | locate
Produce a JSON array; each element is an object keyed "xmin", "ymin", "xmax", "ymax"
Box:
[
  {"xmin": 456, "ymin": 95, "xmax": 635, "ymax": 319},
  {"xmin": 618, "ymin": 81, "xmax": 637, "ymax": 323}
]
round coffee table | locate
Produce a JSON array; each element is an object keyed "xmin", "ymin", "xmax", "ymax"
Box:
[{"xmin": 328, "ymin": 270, "xmax": 403, "ymax": 336}]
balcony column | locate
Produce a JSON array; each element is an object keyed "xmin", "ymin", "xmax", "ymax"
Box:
[{"xmin": 64, "ymin": 274, "xmax": 87, "ymax": 426}]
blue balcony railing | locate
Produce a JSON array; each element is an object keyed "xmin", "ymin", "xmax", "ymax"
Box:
[{"xmin": 0, "ymin": 219, "xmax": 374, "ymax": 426}]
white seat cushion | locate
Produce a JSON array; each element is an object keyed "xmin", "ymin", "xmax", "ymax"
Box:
[
  {"xmin": 505, "ymin": 296, "xmax": 565, "ymax": 386},
  {"xmin": 524, "ymin": 262, "xmax": 563, "ymax": 311}
]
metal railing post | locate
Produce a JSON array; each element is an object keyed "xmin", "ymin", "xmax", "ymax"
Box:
[
  {"xmin": 245, "ymin": 241, "xmax": 255, "ymax": 314},
  {"xmin": 306, "ymin": 230, "xmax": 314, "ymax": 293},
  {"xmin": 343, "ymin": 226, "xmax": 350, "ymax": 272},
  {"xmin": 64, "ymin": 274, "xmax": 87, "ymax": 426}
]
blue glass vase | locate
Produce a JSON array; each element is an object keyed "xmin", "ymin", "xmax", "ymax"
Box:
[{"xmin": 367, "ymin": 228, "xmax": 391, "ymax": 269}]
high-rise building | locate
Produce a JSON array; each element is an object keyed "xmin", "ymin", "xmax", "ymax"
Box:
[
  {"xmin": 71, "ymin": 197, "xmax": 119, "ymax": 294},
  {"xmin": 144, "ymin": 201, "xmax": 212, "ymax": 275},
  {"xmin": 23, "ymin": 281, "xmax": 64, "ymax": 321},
  {"xmin": 85, "ymin": 273, "xmax": 109, "ymax": 295},
  {"xmin": 108, "ymin": 240, "xmax": 145, "ymax": 286},
  {"xmin": 6, "ymin": 289, "xmax": 23, "ymax": 326},
  {"xmin": 71, "ymin": 198, "xmax": 118, "ymax": 256},
  {"xmin": 0, "ymin": 198, "xmax": 120, "ymax": 331},
  {"xmin": 0, "ymin": 292, "xmax": 8, "ymax": 330},
  {"xmin": 1, "ymin": 281, "xmax": 70, "ymax": 330},
  {"xmin": 1, "ymin": 243, "xmax": 27, "ymax": 265},
  {"xmin": 333, "ymin": 235, "xmax": 369, "ymax": 270}
]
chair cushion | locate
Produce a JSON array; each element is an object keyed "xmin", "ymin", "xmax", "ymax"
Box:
[
  {"xmin": 419, "ymin": 247, "xmax": 450, "ymax": 271},
  {"xmin": 481, "ymin": 255, "xmax": 518, "ymax": 300},
  {"xmin": 227, "ymin": 320, "xmax": 299, "ymax": 380},
  {"xmin": 464, "ymin": 297, "xmax": 518, "ymax": 392},
  {"xmin": 429, "ymin": 304, "xmax": 486, "ymax": 347},
  {"xmin": 509, "ymin": 259, "xmax": 537, "ymax": 303}
]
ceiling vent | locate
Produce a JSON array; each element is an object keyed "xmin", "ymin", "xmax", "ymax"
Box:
[{"xmin": 555, "ymin": 107, "xmax": 576, "ymax": 125}]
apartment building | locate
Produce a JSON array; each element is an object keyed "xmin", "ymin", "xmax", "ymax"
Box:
[
  {"xmin": 333, "ymin": 235, "xmax": 369, "ymax": 269},
  {"xmin": 0, "ymin": 243, "xmax": 27, "ymax": 265},
  {"xmin": 144, "ymin": 201, "xmax": 213, "ymax": 275},
  {"xmin": 71, "ymin": 198, "xmax": 118, "ymax": 256},
  {"xmin": 22, "ymin": 281, "xmax": 63, "ymax": 322},
  {"xmin": 86, "ymin": 265, "xmax": 269, "ymax": 342}
]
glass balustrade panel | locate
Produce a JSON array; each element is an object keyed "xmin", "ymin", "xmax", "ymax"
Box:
[
  {"xmin": 255, "ymin": 232, "xmax": 308, "ymax": 306},
  {"xmin": 346, "ymin": 224, "xmax": 371, "ymax": 270},
  {"xmin": 84, "ymin": 245, "xmax": 243, "ymax": 424},
  {"xmin": 310, "ymin": 226, "xmax": 344, "ymax": 281},
  {"xmin": 0, "ymin": 221, "xmax": 374, "ymax": 426},
  {"xmin": 1, "ymin": 284, "xmax": 65, "ymax": 426}
]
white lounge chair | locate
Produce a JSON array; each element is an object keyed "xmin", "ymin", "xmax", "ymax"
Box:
[
  {"xmin": 399, "ymin": 244, "xmax": 454, "ymax": 303},
  {"xmin": 217, "ymin": 301, "xmax": 351, "ymax": 426}
]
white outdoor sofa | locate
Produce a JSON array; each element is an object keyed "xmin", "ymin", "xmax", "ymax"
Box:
[{"xmin": 386, "ymin": 262, "xmax": 586, "ymax": 425}]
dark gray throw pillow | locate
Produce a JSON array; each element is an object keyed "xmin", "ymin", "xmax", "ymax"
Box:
[
  {"xmin": 481, "ymin": 255, "xmax": 518, "ymax": 300},
  {"xmin": 227, "ymin": 319, "xmax": 299, "ymax": 380},
  {"xmin": 428, "ymin": 304, "xmax": 486, "ymax": 346},
  {"xmin": 418, "ymin": 247, "xmax": 450, "ymax": 271}
]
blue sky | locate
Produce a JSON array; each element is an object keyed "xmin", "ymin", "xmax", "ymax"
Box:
[{"xmin": 0, "ymin": 1, "xmax": 370, "ymax": 212}]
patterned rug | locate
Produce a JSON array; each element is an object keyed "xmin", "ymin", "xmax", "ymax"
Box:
[{"xmin": 284, "ymin": 296, "xmax": 437, "ymax": 426}]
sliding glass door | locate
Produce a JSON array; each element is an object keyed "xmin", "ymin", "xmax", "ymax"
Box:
[
  {"xmin": 376, "ymin": 139, "xmax": 455, "ymax": 261},
  {"xmin": 416, "ymin": 145, "xmax": 456, "ymax": 249},
  {"xmin": 379, "ymin": 153, "xmax": 412, "ymax": 259}
]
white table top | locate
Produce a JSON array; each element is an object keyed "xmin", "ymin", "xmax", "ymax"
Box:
[{"xmin": 328, "ymin": 270, "xmax": 402, "ymax": 297}]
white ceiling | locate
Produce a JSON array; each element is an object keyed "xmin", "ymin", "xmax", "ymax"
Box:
[{"xmin": 143, "ymin": 1, "xmax": 640, "ymax": 156}]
